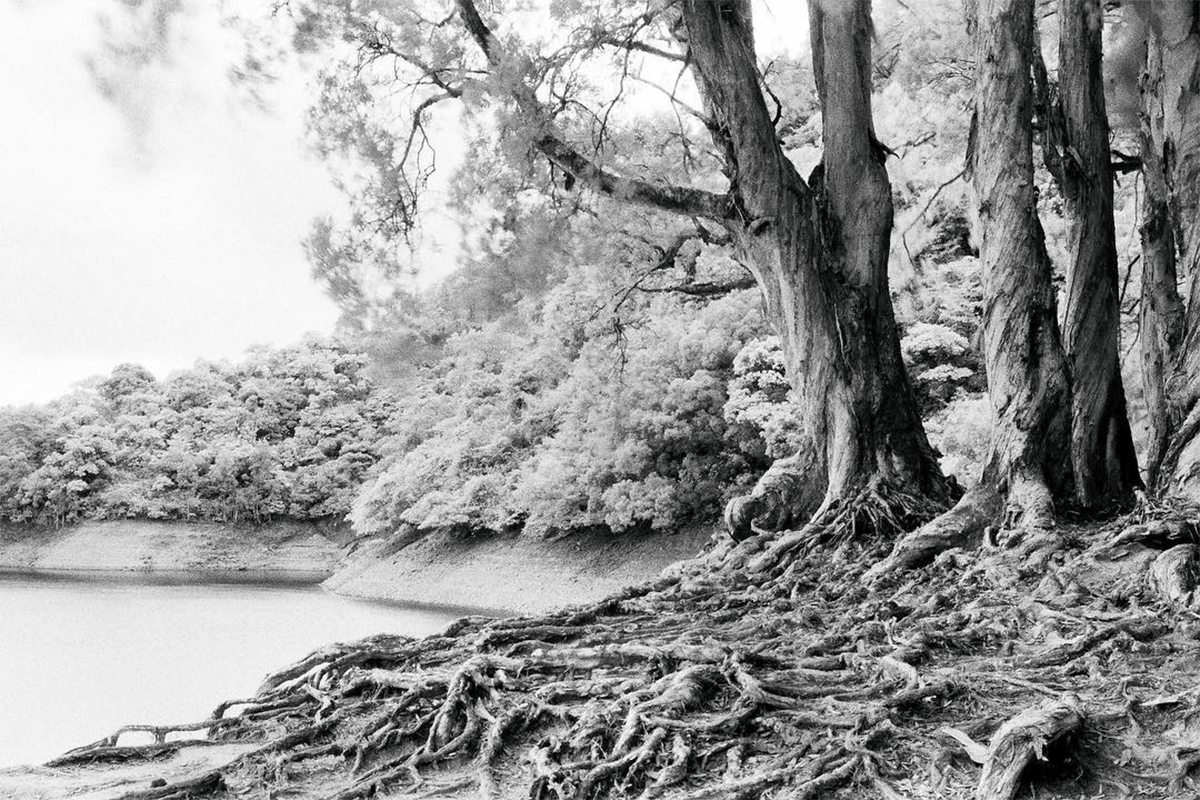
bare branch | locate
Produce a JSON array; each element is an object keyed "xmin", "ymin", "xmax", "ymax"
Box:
[
  {"xmin": 533, "ymin": 135, "xmax": 732, "ymax": 218},
  {"xmin": 637, "ymin": 276, "xmax": 757, "ymax": 297}
]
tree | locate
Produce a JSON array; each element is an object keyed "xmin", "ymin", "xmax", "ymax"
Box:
[
  {"xmin": 871, "ymin": 0, "xmax": 1072, "ymax": 574},
  {"xmin": 1050, "ymin": 0, "xmax": 1141, "ymax": 507},
  {"xmin": 684, "ymin": 1, "xmax": 955, "ymax": 539},
  {"xmin": 1137, "ymin": 1, "xmax": 1200, "ymax": 498},
  {"xmin": 970, "ymin": 0, "xmax": 1076, "ymax": 534},
  {"xmin": 299, "ymin": 0, "xmax": 956, "ymax": 546}
]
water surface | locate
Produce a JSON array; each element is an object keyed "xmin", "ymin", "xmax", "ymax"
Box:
[{"xmin": 0, "ymin": 574, "xmax": 468, "ymax": 768}]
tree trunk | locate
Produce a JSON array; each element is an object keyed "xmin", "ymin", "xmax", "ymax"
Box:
[
  {"xmin": 1139, "ymin": 3, "xmax": 1200, "ymax": 498},
  {"xmin": 1139, "ymin": 113, "xmax": 1184, "ymax": 489},
  {"xmin": 681, "ymin": 0, "xmax": 954, "ymax": 537},
  {"xmin": 1056, "ymin": 0, "xmax": 1140, "ymax": 509},
  {"xmin": 971, "ymin": 0, "xmax": 1073, "ymax": 529}
]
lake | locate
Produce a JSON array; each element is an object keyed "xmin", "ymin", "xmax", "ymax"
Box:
[{"xmin": 0, "ymin": 573, "xmax": 469, "ymax": 769}]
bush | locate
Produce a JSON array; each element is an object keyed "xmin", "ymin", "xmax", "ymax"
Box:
[
  {"xmin": 352, "ymin": 282, "xmax": 777, "ymax": 540},
  {"xmin": 925, "ymin": 392, "xmax": 991, "ymax": 487}
]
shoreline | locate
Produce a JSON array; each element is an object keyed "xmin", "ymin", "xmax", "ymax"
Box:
[
  {"xmin": 325, "ymin": 525, "xmax": 716, "ymax": 615},
  {"xmin": 0, "ymin": 519, "xmax": 717, "ymax": 614},
  {"xmin": 0, "ymin": 566, "xmax": 332, "ymax": 585},
  {"xmin": 0, "ymin": 519, "xmax": 344, "ymax": 579}
]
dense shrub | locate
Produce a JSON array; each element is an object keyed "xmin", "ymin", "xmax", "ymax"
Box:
[
  {"xmin": 0, "ymin": 340, "xmax": 393, "ymax": 526},
  {"xmin": 351, "ymin": 282, "xmax": 777, "ymax": 540}
]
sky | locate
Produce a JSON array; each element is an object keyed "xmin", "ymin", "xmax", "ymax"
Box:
[
  {"xmin": 0, "ymin": 0, "xmax": 344, "ymax": 406},
  {"xmin": 0, "ymin": 0, "xmax": 804, "ymax": 408}
]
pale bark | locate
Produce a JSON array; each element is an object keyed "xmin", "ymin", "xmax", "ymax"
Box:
[
  {"xmin": 1139, "ymin": 123, "xmax": 1184, "ymax": 488},
  {"xmin": 1139, "ymin": 3, "xmax": 1200, "ymax": 498}
]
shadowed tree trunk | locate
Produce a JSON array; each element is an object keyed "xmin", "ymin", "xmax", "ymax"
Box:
[
  {"xmin": 969, "ymin": 0, "xmax": 1073, "ymax": 530},
  {"xmin": 682, "ymin": 0, "xmax": 955, "ymax": 540},
  {"xmin": 1055, "ymin": 0, "xmax": 1141, "ymax": 509},
  {"xmin": 1139, "ymin": 2, "xmax": 1200, "ymax": 498}
]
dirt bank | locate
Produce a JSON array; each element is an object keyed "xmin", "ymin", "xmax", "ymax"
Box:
[
  {"xmin": 325, "ymin": 526, "xmax": 717, "ymax": 614},
  {"xmin": 0, "ymin": 520, "xmax": 715, "ymax": 612},
  {"xmin": 0, "ymin": 520, "xmax": 344, "ymax": 582}
]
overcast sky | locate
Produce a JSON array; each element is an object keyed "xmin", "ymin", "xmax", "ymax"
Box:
[
  {"xmin": 0, "ymin": 0, "xmax": 345, "ymax": 407},
  {"xmin": 0, "ymin": 0, "xmax": 804, "ymax": 409}
]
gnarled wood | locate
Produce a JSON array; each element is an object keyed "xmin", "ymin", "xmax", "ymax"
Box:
[
  {"xmin": 1056, "ymin": 0, "xmax": 1140, "ymax": 508},
  {"xmin": 976, "ymin": 694, "xmax": 1084, "ymax": 800}
]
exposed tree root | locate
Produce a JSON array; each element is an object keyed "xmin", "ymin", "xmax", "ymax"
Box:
[
  {"xmin": 42, "ymin": 504, "xmax": 1200, "ymax": 800},
  {"xmin": 1150, "ymin": 545, "xmax": 1199, "ymax": 609},
  {"xmin": 975, "ymin": 694, "xmax": 1083, "ymax": 800},
  {"xmin": 865, "ymin": 484, "xmax": 1003, "ymax": 578},
  {"xmin": 723, "ymin": 453, "xmax": 825, "ymax": 541},
  {"xmin": 870, "ymin": 468, "xmax": 1099, "ymax": 582}
]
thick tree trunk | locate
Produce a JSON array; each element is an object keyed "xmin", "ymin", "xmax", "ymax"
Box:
[
  {"xmin": 1139, "ymin": 3, "xmax": 1200, "ymax": 498},
  {"xmin": 1056, "ymin": 0, "xmax": 1140, "ymax": 509},
  {"xmin": 971, "ymin": 0, "xmax": 1073, "ymax": 527},
  {"xmin": 869, "ymin": 0, "xmax": 1091, "ymax": 576},
  {"xmin": 681, "ymin": 0, "xmax": 953, "ymax": 537}
]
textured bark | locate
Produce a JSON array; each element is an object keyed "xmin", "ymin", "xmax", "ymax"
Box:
[
  {"xmin": 682, "ymin": 0, "xmax": 953, "ymax": 534},
  {"xmin": 1139, "ymin": 122, "xmax": 1184, "ymax": 489},
  {"xmin": 975, "ymin": 694, "xmax": 1084, "ymax": 800},
  {"xmin": 972, "ymin": 0, "xmax": 1073, "ymax": 526},
  {"xmin": 1056, "ymin": 0, "xmax": 1140, "ymax": 509},
  {"xmin": 1139, "ymin": 3, "xmax": 1200, "ymax": 498}
]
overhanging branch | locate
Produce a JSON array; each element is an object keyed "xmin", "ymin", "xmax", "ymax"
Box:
[
  {"xmin": 534, "ymin": 135, "xmax": 733, "ymax": 219},
  {"xmin": 453, "ymin": 0, "xmax": 733, "ymax": 221}
]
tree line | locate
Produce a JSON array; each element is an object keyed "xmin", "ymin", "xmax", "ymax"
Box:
[{"xmin": 0, "ymin": 341, "xmax": 391, "ymax": 526}]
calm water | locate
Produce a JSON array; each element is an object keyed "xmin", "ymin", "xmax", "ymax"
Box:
[{"xmin": 0, "ymin": 574, "xmax": 467, "ymax": 768}]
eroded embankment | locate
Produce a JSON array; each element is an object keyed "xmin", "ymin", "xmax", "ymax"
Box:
[
  {"xmin": 0, "ymin": 520, "xmax": 345, "ymax": 582},
  {"xmin": 325, "ymin": 525, "xmax": 717, "ymax": 614},
  {"xmin": 0, "ymin": 520, "xmax": 716, "ymax": 612}
]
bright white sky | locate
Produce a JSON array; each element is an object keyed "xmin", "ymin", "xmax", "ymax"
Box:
[
  {"xmin": 0, "ymin": 0, "xmax": 344, "ymax": 407},
  {"xmin": 0, "ymin": 0, "xmax": 804, "ymax": 408}
]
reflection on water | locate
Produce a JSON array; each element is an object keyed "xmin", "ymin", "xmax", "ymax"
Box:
[{"xmin": 0, "ymin": 574, "xmax": 467, "ymax": 768}]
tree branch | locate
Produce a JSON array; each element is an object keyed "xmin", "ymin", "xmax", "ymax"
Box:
[
  {"xmin": 533, "ymin": 135, "xmax": 732, "ymax": 218},
  {"xmin": 595, "ymin": 35, "xmax": 687, "ymax": 63},
  {"xmin": 637, "ymin": 277, "xmax": 757, "ymax": 297},
  {"xmin": 452, "ymin": 0, "xmax": 733, "ymax": 221}
]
